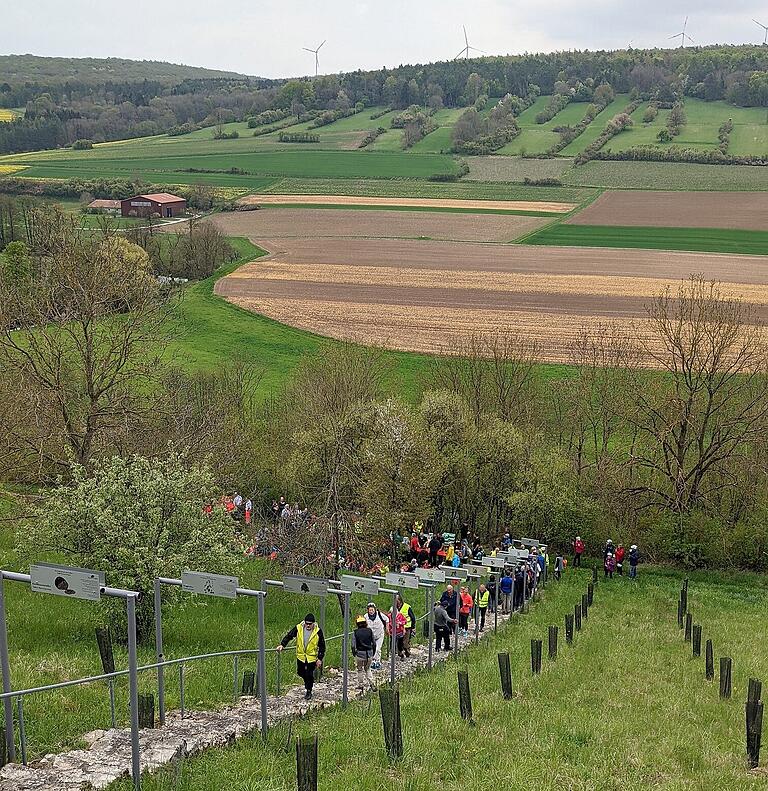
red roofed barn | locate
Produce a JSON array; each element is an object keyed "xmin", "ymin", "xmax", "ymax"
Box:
[{"xmin": 120, "ymin": 193, "xmax": 187, "ymax": 219}]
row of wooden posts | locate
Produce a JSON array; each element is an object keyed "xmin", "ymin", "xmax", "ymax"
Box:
[
  {"xmin": 677, "ymin": 579, "xmax": 763, "ymax": 769},
  {"xmin": 296, "ymin": 575, "xmax": 600, "ymax": 790}
]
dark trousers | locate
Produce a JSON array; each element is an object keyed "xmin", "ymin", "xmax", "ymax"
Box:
[
  {"xmin": 459, "ymin": 612, "xmax": 469, "ymax": 630},
  {"xmin": 429, "ymin": 551, "xmax": 438, "ymax": 567},
  {"xmin": 574, "ymin": 553, "xmax": 582, "ymax": 567},
  {"xmin": 617, "ymin": 563, "xmax": 623, "ymax": 575},
  {"xmin": 435, "ymin": 626, "xmax": 451, "ymax": 650},
  {"xmin": 297, "ymin": 660, "xmax": 317, "ymax": 693},
  {"xmin": 477, "ymin": 607, "xmax": 486, "ymax": 630}
]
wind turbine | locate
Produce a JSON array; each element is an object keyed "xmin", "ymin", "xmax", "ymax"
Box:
[
  {"xmin": 754, "ymin": 19, "xmax": 768, "ymax": 45},
  {"xmin": 455, "ymin": 26, "xmax": 486, "ymax": 59},
  {"xmin": 669, "ymin": 17, "xmax": 695, "ymax": 48},
  {"xmin": 302, "ymin": 40, "xmax": 326, "ymax": 77}
]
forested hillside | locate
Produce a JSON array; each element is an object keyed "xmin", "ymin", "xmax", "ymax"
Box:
[{"xmin": 1, "ymin": 46, "xmax": 768, "ymax": 154}]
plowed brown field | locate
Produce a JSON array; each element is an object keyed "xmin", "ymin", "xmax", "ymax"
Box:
[
  {"xmin": 212, "ymin": 208, "xmax": 549, "ymax": 243},
  {"xmin": 215, "ymin": 217, "xmax": 768, "ymax": 362},
  {"xmin": 567, "ymin": 190, "xmax": 768, "ymax": 230}
]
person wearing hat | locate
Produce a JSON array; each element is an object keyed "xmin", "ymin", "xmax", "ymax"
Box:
[
  {"xmin": 352, "ymin": 615, "xmax": 376, "ymax": 693},
  {"xmin": 629, "ymin": 544, "xmax": 640, "ymax": 579},
  {"xmin": 365, "ymin": 601, "xmax": 388, "ymax": 670},
  {"xmin": 277, "ymin": 613, "xmax": 326, "ymax": 700}
]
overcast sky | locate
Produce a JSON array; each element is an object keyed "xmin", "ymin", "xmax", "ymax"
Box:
[{"xmin": 3, "ymin": 0, "xmax": 768, "ymax": 78}]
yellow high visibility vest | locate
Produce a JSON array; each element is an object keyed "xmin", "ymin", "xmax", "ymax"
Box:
[
  {"xmin": 475, "ymin": 590, "xmax": 489, "ymax": 608},
  {"xmin": 295, "ymin": 623, "xmax": 320, "ymax": 663},
  {"xmin": 399, "ymin": 602, "xmax": 413, "ymax": 626}
]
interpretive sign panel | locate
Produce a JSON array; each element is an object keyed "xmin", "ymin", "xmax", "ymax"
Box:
[
  {"xmin": 415, "ymin": 567, "xmax": 445, "ymax": 583},
  {"xmin": 384, "ymin": 572, "xmax": 419, "ymax": 590},
  {"xmin": 340, "ymin": 574, "xmax": 380, "ymax": 597},
  {"xmin": 31, "ymin": 563, "xmax": 102, "ymax": 601},
  {"xmin": 284, "ymin": 575, "xmax": 329, "ymax": 597},
  {"xmin": 482, "ymin": 556, "xmax": 506, "ymax": 569},
  {"xmin": 181, "ymin": 570, "xmax": 238, "ymax": 599},
  {"xmin": 439, "ymin": 565, "xmax": 468, "ymax": 579}
]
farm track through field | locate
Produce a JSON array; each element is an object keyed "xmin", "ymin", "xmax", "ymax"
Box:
[
  {"xmin": 213, "ymin": 208, "xmax": 768, "ymax": 363},
  {"xmin": 568, "ymin": 190, "xmax": 768, "ymax": 230},
  {"xmin": 236, "ymin": 194, "xmax": 576, "ymax": 213}
]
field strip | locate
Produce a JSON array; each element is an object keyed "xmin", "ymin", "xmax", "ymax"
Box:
[
  {"xmin": 225, "ymin": 262, "xmax": 768, "ymax": 303},
  {"xmin": 226, "ymin": 296, "xmax": 667, "ymax": 361},
  {"xmin": 238, "ymin": 193, "xmax": 576, "ymax": 213}
]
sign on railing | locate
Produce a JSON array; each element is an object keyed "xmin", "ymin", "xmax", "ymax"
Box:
[
  {"xmin": 30, "ymin": 563, "xmax": 103, "ymax": 601},
  {"xmin": 283, "ymin": 575, "xmax": 329, "ymax": 597},
  {"xmin": 339, "ymin": 574, "xmax": 380, "ymax": 596},
  {"xmin": 181, "ymin": 571, "xmax": 238, "ymax": 599},
  {"xmin": 384, "ymin": 572, "xmax": 419, "ymax": 590},
  {"xmin": 415, "ymin": 567, "xmax": 445, "ymax": 583},
  {"xmin": 482, "ymin": 556, "xmax": 506, "ymax": 569}
]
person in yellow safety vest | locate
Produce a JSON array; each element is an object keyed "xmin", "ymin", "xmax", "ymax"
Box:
[
  {"xmin": 445, "ymin": 544, "xmax": 455, "ymax": 564},
  {"xmin": 277, "ymin": 613, "xmax": 326, "ymax": 701},
  {"xmin": 474, "ymin": 584, "xmax": 490, "ymax": 631},
  {"xmin": 396, "ymin": 593, "xmax": 416, "ymax": 659}
]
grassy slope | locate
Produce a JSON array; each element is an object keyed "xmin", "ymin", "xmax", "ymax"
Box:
[
  {"xmin": 166, "ymin": 237, "xmax": 435, "ymax": 400},
  {"xmin": 522, "ymin": 223, "xmax": 768, "ymax": 255},
  {"xmin": 556, "ymin": 94, "xmax": 633, "ymax": 157},
  {"xmin": 562, "ymin": 160, "xmax": 768, "ymax": 191},
  {"xmin": 110, "ymin": 569, "xmax": 768, "ymax": 791}
]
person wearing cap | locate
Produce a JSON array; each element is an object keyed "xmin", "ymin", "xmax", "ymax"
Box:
[
  {"xmin": 604, "ymin": 552, "xmax": 616, "ymax": 579},
  {"xmin": 277, "ymin": 613, "xmax": 326, "ymax": 700},
  {"xmin": 351, "ymin": 615, "xmax": 376, "ymax": 693},
  {"xmin": 365, "ymin": 601, "xmax": 388, "ymax": 670},
  {"xmin": 629, "ymin": 544, "xmax": 640, "ymax": 579}
]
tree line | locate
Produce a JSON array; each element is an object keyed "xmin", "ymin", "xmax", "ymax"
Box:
[
  {"xmin": 3, "ymin": 45, "xmax": 768, "ymax": 154},
  {"xmin": 1, "ymin": 211, "xmax": 767, "ymax": 573}
]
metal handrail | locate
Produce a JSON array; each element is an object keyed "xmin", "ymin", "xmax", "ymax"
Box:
[{"xmin": 0, "ymin": 608, "xmax": 433, "ymax": 701}]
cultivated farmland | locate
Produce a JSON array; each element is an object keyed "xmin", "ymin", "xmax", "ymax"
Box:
[{"xmin": 567, "ymin": 190, "xmax": 768, "ymax": 230}]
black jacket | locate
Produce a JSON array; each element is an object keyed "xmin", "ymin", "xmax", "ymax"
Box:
[
  {"xmin": 440, "ymin": 589, "xmax": 458, "ymax": 617},
  {"xmin": 352, "ymin": 625, "xmax": 375, "ymax": 658}
]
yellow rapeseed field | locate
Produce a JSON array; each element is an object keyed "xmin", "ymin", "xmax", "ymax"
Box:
[
  {"xmin": 0, "ymin": 165, "xmax": 25, "ymax": 175},
  {"xmin": 0, "ymin": 109, "xmax": 17, "ymax": 122}
]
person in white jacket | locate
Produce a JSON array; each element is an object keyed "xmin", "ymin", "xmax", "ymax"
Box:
[{"xmin": 365, "ymin": 601, "xmax": 388, "ymax": 670}]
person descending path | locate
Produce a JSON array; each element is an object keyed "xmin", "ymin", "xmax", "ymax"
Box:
[
  {"xmin": 365, "ymin": 601, "xmax": 388, "ymax": 670},
  {"xmin": 474, "ymin": 583, "xmax": 489, "ymax": 631},
  {"xmin": 277, "ymin": 613, "xmax": 325, "ymax": 700},
  {"xmin": 433, "ymin": 599, "xmax": 457, "ymax": 652},
  {"xmin": 351, "ymin": 615, "xmax": 376, "ymax": 693},
  {"xmin": 499, "ymin": 569, "xmax": 514, "ymax": 613},
  {"xmin": 458, "ymin": 586, "xmax": 473, "ymax": 636},
  {"xmin": 397, "ymin": 593, "xmax": 416, "ymax": 658}
]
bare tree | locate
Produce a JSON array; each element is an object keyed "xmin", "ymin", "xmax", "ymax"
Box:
[
  {"xmin": 0, "ymin": 210, "xmax": 166, "ymax": 472},
  {"xmin": 624, "ymin": 276, "xmax": 768, "ymax": 514}
]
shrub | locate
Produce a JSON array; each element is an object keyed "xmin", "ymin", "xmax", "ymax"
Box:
[
  {"xmin": 642, "ymin": 105, "xmax": 658, "ymax": 123},
  {"xmin": 21, "ymin": 453, "xmax": 244, "ymax": 640},
  {"xmin": 657, "ymin": 128, "xmax": 672, "ymax": 143},
  {"xmin": 167, "ymin": 123, "xmax": 198, "ymax": 136},
  {"xmin": 212, "ymin": 130, "xmax": 239, "ymax": 140},
  {"xmin": 358, "ymin": 127, "xmax": 387, "ymax": 148},
  {"xmin": 72, "ymin": 139, "xmax": 93, "ymax": 150},
  {"xmin": 278, "ymin": 131, "xmax": 320, "ymax": 143},
  {"xmin": 534, "ymin": 92, "xmax": 570, "ymax": 124}
]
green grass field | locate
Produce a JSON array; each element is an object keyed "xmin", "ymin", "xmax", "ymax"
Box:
[
  {"xmin": 522, "ymin": 223, "xmax": 768, "ymax": 255},
  {"xmin": 557, "ymin": 95, "xmax": 634, "ymax": 157},
  {"xmin": 561, "ymin": 160, "xmax": 768, "ymax": 191},
  {"xmin": 108, "ymin": 569, "xmax": 768, "ymax": 791}
]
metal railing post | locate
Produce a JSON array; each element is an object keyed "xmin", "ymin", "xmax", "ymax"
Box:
[
  {"xmin": 109, "ymin": 678, "xmax": 116, "ymax": 728},
  {"xmin": 16, "ymin": 697, "xmax": 26, "ymax": 766},
  {"xmin": 257, "ymin": 592, "xmax": 268, "ymax": 741},
  {"xmin": 179, "ymin": 664, "xmax": 185, "ymax": 719},
  {"xmin": 341, "ymin": 592, "xmax": 350, "ymax": 707},
  {"xmin": 390, "ymin": 591, "xmax": 398, "ymax": 686},
  {"xmin": 0, "ymin": 576, "xmax": 15, "ymax": 762},
  {"xmin": 126, "ymin": 594, "xmax": 141, "ymax": 791},
  {"xmin": 153, "ymin": 578, "xmax": 165, "ymax": 726},
  {"xmin": 427, "ymin": 584, "xmax": 434, "ymax": 670}
]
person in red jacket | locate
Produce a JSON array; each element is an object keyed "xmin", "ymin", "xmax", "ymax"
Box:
[
  {"xmin": 458, "ymin": 586, "xmax": 473, "ymax": 636},
  {"xmin": 615, "ymin": 544, "xmax": 626, "ymax": 576},
  {"xmin": 573, "ymin": 536, "xmax": 585, "ymax": 567}
]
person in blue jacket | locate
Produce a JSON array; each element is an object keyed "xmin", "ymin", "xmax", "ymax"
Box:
[{"xmin": 499, "ymin": 569, "xmax": 514, "ymax": 613}]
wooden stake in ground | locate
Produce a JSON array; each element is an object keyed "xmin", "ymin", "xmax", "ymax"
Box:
[
  {"xmin": 720, "ymin": 657, "xmax": 733, "ymax": 700},
  {"xmin": 684, "ymin": 613, "xmax": 692, "ymax": 642},
  {"xmin": 587, "ymin": 583, "xmax": 594, "ymax": 606},
  {"xmin": 498, "ymin": 653, "xmax": 513, "ymax": 700},
  {"xmin": 531, "ymin": 639, "xmax": 542, "ymax": 674},
  {"xmin": 565, "ymin": 613, "xmax": 574, "ymax": 644},
  {"xmin": 582, "ymin": 594, "xmax": 589, "ymax": 620},
  {"xmin": 0, "ymin": 728, "xmax": 6, "ymax": 768},
  {"xmin": 379, "ymin": 686, "xmax": 403, "ymax": 760},
  {"xmin": 458, "ymin": 670, "xmax": 473, "ymax": 722},
  {"xmin": 95, "ymin": 627, "xmax": 115, "ymax": 674},
  {"xmin": 677, "ymin": 599, "xmax": 684, "ymax": 629},
  {"xmin": 681, "ymin": 585, "xmax": 688, "ymax": 615},
  {"xmin": 296, "ymin": 734, "xmax": 319, "ymax": 791},
  {"xmin": 548, "ymin": 626, "xmax": 558, "ymax": 660},
  {"xmin": 242, "ymin": 670, "xmax": 255, "ymax": 696},
  {"xmin": 748, "ymin": 679, "xmax": 763, "ymax": 704},
  {"xmin": 574, "ymin": 603, "xmax": 582, "ymax": 632},
  {"xmin": 138, "ymin": 693, "xmax": 155, "ymax": 729},
  {"xmin": 692, "ymin": 625, "xmax": 702, "ymax": 658},
  {"xmin": 746, "ymin": 700, "xmax": 764, "ymax": 769},
  {"xmin": 705, "ymin": 640, "xmax": 715, "ymax": 681}
]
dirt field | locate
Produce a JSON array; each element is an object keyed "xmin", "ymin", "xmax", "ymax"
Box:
[
  {"xmin": 237, "ymin": 194, "xmax": 576, "ymax": 213},
  {"xmin": 567, "ymin": 190, "xmax": 768, "ymax": 230},
  {"xmin": 217, "ymin": 236, "xmax": 768, "ymax": 362},
  {"xmin": 212, "ymin": 208, "xmax": 550, "ymax": 243}
]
